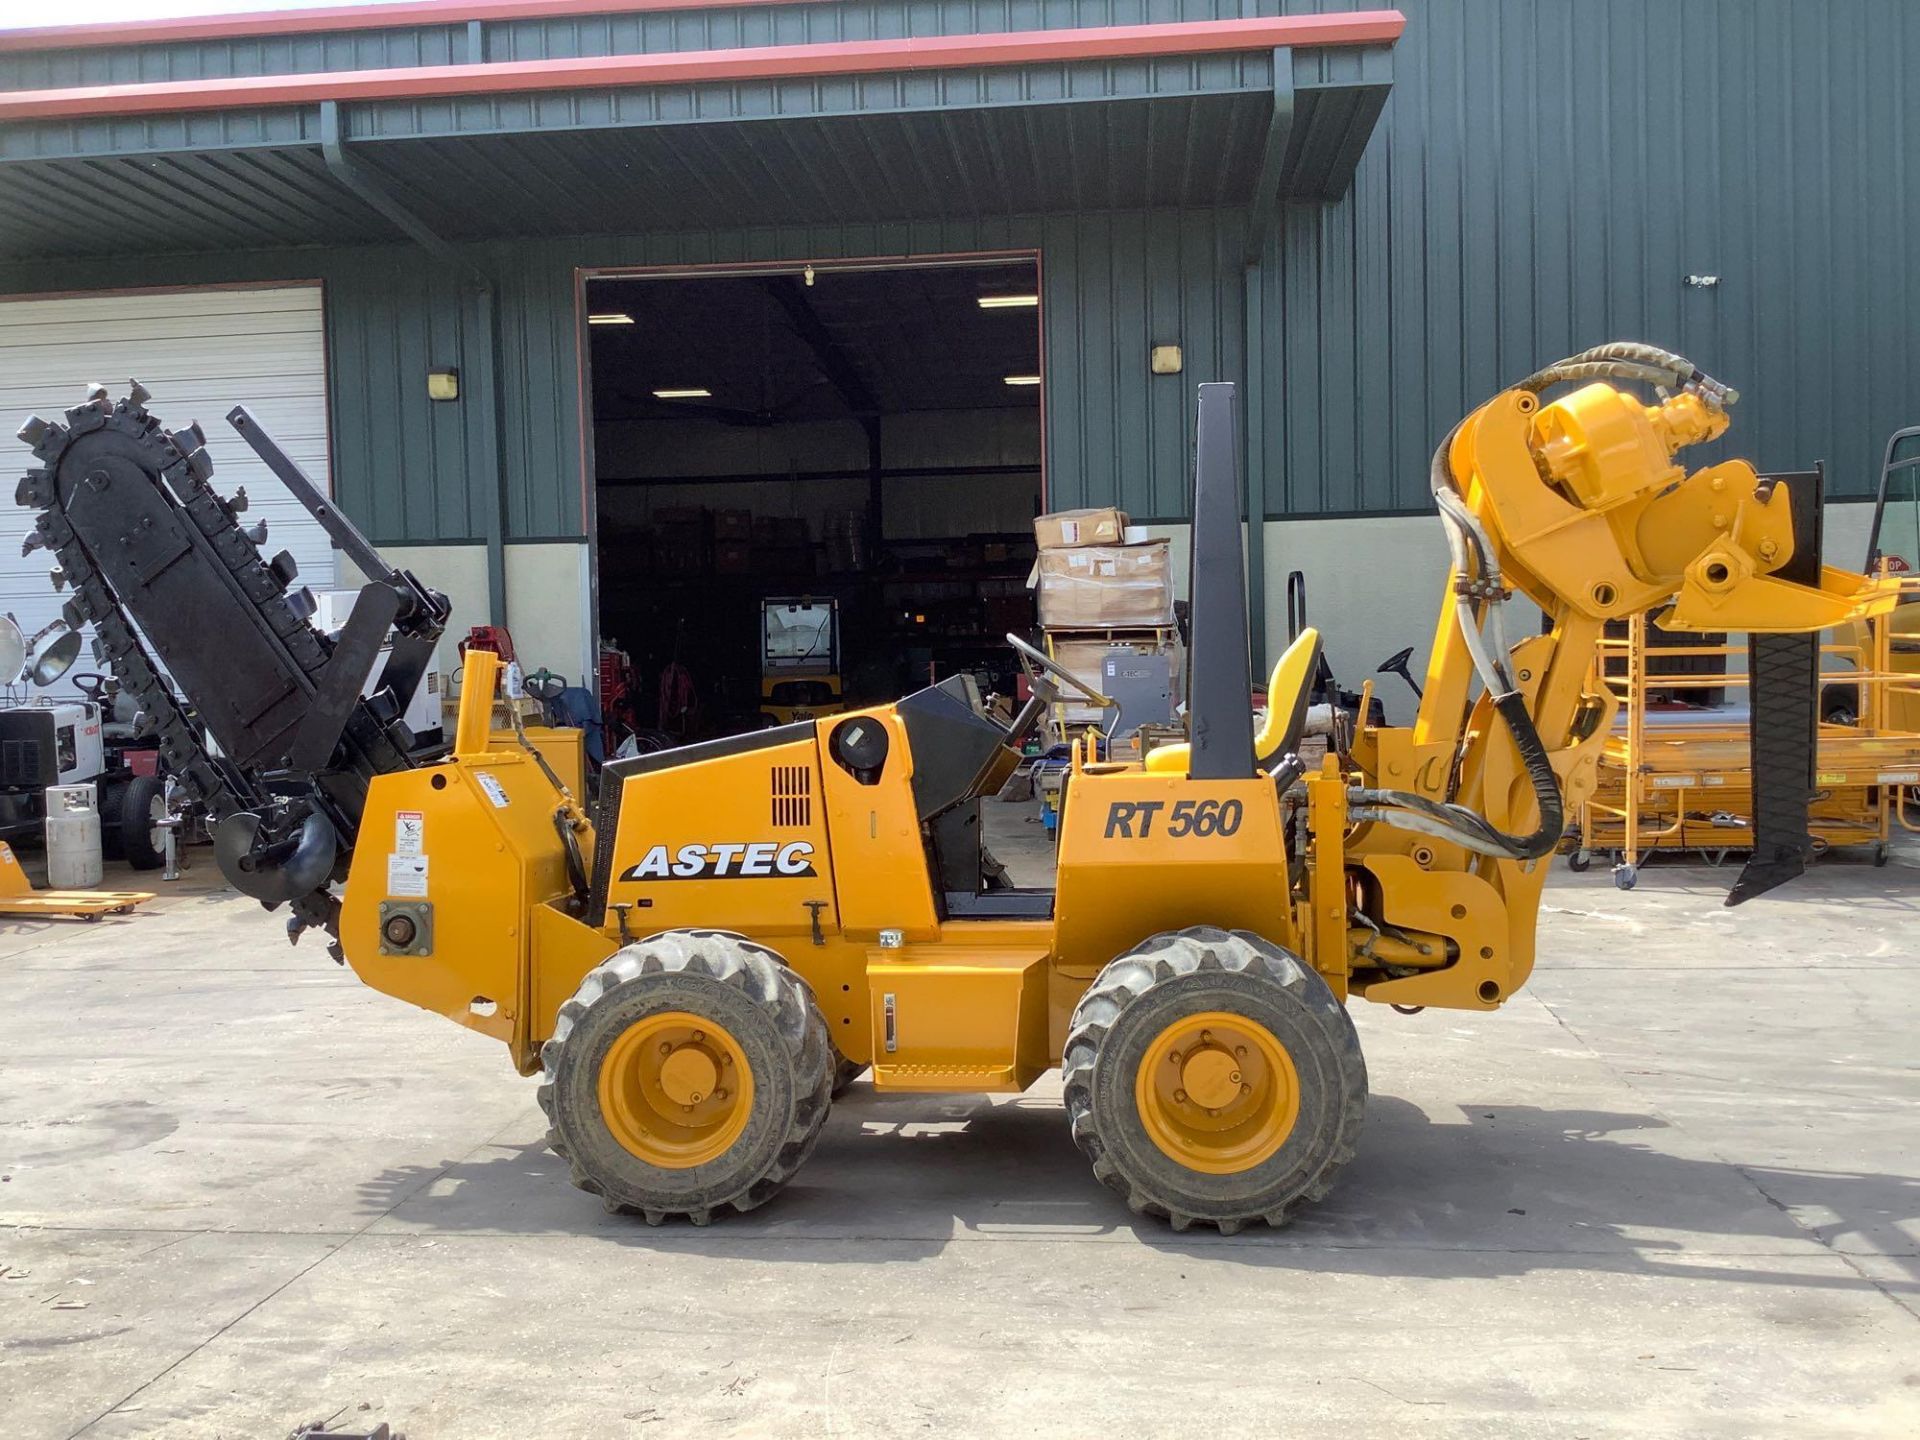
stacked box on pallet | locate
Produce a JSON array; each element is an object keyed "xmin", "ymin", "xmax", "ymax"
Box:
[
  {"xmin": 1028, "ymin": 508, "xmax": 1181, "ymax": 735},
  {"xmin": 652, "ymin": 505, "xmax": 710, "ymax": 574}
]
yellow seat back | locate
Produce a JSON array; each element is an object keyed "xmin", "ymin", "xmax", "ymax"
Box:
[
  {"xmin": 1143, "ymin": 626, "xmax": 1322, "ymax": 774},
  {"xmin": 1254, "ymin": 625, "xmax": 1322, "ymax": 761}
]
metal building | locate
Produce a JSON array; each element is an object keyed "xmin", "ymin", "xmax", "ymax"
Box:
[{"xmin": 1, "ymin": 0, "xmax": 1914, "ymax": 708}]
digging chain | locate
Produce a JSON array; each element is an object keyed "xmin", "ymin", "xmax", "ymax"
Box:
[{"xmin": 16, "ymin": 387, "xmax": 343, "ymax": 934}]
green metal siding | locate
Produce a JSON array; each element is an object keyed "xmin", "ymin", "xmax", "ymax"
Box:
[
  {"xmin": 0, "ymin": 245, "xmax": 491, "ymax": 544},
  {"xmin": 476, "ymin": 208, "xmax": 1244, "ymax": 537},
  {"xmin": 4, "ymin": 0, "xmax": 1916, "ymax": 536},
  {"xmin": 0, "ymin": 1, "xmax": 1316, "ymax": 90},
  {"xmin": 1261, "ymin": 0, "xmax": 1920, "ymax": 511},
  {"xmin": 0, "ymin": 210, "xmax": 1238, "ymax": 539}
]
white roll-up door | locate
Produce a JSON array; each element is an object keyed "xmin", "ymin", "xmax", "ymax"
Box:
[{"xmin": 0, "ymin": 284, "xmax": 334, "ymax": 694}]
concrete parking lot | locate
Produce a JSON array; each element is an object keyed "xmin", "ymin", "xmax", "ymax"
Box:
[{"xmin": 3, "ymin": 824, "xmax": 1917, "ymax": 1438}]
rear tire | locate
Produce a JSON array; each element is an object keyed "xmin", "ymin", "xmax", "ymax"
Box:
[
  {"xmin": 538, "ymin": 930, "xmax": 833, "ymax": 1224},
  {"xmin": 1063, "ymin": 926, "xmax": 1366, "ymax": 1233}
]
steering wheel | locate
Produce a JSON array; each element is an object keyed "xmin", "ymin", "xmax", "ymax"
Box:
[
  {"xmin": 71, "ymin": 672, "xmax": 110, "ymax": 705},
  {"xmin": 1006, "ymin": 632, "xmax": 1116, "ymax": 715},
  {"xmin": 1374, "ymin": 645, "xmax": 1422, "ymax": 703},
  {"xmin": 523, "ymin": 669, "xmax": 567, "ymax": 703}
]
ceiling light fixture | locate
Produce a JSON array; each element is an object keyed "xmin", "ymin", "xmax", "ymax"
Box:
[
  {"xmin": 1003, "ymin": 375, "xmax": 1041, "ymax": 387},
  {"xmin": 978, "ymin": 294, "xmax": 1039, "ymax": 309},
  {"xmin": 588, "ymin": 312, "xmax": 635, "ymax": 325},
  {"xmin": 652, "ymin": 388, "xmax": 713, "ymax": 400}
]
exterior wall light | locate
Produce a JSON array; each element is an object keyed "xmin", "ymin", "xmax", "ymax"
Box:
[
  {"xmin": 1151, "ymin": 345, "xmax": 1183, "ymax": 375},
  {"xmin": 427, "ymin": 368, "xmax": 460, "ymax": 401}
]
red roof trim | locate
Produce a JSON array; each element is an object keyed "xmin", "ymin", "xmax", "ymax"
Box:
[
  {"xmin": 0, "ymin": 0, "xmax": 788, "ymax": 54},
  {"xmin": 0, "ymin": 12, "xmax": 1404, "ymax": 121}
]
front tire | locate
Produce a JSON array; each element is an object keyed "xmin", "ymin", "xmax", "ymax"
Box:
[
  {"xmin": 1063, "ymin": 927, "xmax": 1366, "ymax": 1233},
  {"xmin": 538, "ymin": 930, "xmax": 833, "ymax": 1224}
]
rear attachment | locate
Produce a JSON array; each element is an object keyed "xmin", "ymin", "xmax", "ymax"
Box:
[
  {"xmin": 14, "ymin": 383, "xmax": 448, "ymax": 945},
  {"xmin": 1727, "ymin": 466, "xmax": 1824, "ymax": 906}
]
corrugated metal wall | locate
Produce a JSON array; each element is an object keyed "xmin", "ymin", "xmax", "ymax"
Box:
[
  {"xmin": 0, "ymin": 244, "xmax": 494, "ymax": 543},
  {"xmin": 3, "ymin": 0, "xmax": 1914, "ymax": 537},
  {"xmin": 1263, "ymin": 0, "xmax": 1920, "ymax": 512},
  {"xmin": 478, "ymin": 210, "xmax": 1248, "ymax": 537},
  {"xmin": 0, "ymin": 212, "xmax": 1240, "ymax": 539}
]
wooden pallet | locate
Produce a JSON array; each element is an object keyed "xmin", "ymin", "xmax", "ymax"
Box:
[{"xmin": 0, "ymin": 842, "xmax": 154, "ymax": 920}]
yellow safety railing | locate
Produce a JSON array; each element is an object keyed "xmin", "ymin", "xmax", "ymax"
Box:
[{"xmin": 1579, "ymin": 581, "xmax": 1920, "ymax": 871}]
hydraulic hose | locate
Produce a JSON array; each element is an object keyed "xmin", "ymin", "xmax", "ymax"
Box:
[{"xmin": 1358, "ymin": 344, "xmax": 1731, "ymax": 860}]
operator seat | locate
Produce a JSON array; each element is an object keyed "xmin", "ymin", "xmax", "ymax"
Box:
[{"xmin": 1145, "ymin": 625, "xmax": 1323, "ymax": 775}]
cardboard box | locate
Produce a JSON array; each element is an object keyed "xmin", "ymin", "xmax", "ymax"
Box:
[
  {"xmin": 1033, "ymin": 507, "xmax": 1127, "ymax": 549},
  {"xmin": 1033, "ymin": 541, "xmax": 1174, "ymax": 629}
]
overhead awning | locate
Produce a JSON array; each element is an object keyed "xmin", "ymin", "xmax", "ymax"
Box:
[{"xmin": 0, "ymin": 9, "xmax": 1400, "ymax": 259}]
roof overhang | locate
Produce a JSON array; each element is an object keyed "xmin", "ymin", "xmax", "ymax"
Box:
[{"xmin": 0, "ymin": 10, "xmax": 1400, "ymax": 261}]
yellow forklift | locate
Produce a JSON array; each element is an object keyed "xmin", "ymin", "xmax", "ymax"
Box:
[
  {"xmin": 758, "ymin": 595, "xmax": 845, "ymax": 725},
  {"xmin": 14, "ymin": 348, "xmax": 1896, "ymax": 1231}
]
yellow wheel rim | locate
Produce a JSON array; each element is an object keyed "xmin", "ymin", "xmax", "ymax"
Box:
[
  {"xmin": 597, "ymin": 1011, "xmax": 755, "ymax": 1169},
  {"xmin": 1133, "ymin": 1011, "xmax": 1299, "ymax": 1175}
]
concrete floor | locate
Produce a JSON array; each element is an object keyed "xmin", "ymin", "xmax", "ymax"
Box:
[{"xmin": 2, "ymin": 814, "xmax": 1917, "ymax": 1439}]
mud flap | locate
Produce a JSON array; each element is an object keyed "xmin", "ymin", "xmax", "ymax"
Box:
[{"xmin": 1727, "ymin": 465, "xmax": 1823, "ymax": 906}]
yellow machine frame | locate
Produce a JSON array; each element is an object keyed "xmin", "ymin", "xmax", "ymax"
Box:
[{"xmin": 337, "ymin": 373, "xmax": 1898, "ymax": 1085}]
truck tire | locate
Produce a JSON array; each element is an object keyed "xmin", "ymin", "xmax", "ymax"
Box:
[
  {"xmin": 97, "ymin": 776, "xmax": 127, "ymax": 861},
  {"xmin": 1063, "ymin": 926, "xmax": 1366, "ymax": 1233},
  {"xmin": 118, "ymin": 774, "xmax": 167, "ymax": 871},
  {"xmin": 538, "ymin": 930, "xmax": 833, "ymax": 1224}
]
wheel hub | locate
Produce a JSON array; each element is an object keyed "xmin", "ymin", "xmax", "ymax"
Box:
[
  {"xmin": 1179, "ymin": 1044, "xmax": 1241, "ymax": 1111},
  {"xmin": 1135, "ymin": 1011, "xmax": 1299, "ymax": 1175},
  {"xmin": 598, "ymin": 1012, "xmax": 754, "ymax": 1169},
  {"xmin": 659, "ymin": 1044, "xmax": 719, "ymax": 1106}
]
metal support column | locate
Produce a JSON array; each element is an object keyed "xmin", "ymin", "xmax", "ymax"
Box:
[{"xmin": 320, "ymin": 100, "xmax": 508, "ymax": 626}]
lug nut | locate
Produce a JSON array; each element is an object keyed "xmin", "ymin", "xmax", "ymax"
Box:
[
  {"xmin": 1168, "ymin": 1050, "xmax": 1181, "ymax": 1065},
  {"xmin": 1173, "ymin": 1089, "xmax": 1188, "ymax": 1104},
  {"xmin": 1235, "ymin": 1045, "xmax": 1247, "ymax": 1059},
  {"xmin": 713, "ymin": 1088, "xmax": 728, "ymax": 1102},
  {"xmin": 692, "ymin": 1030, "xmax": 705, "ymax": 1043},
  {"xmin": 1240, "ymin": 1083, "xmax": 1252, "ymax": 1096},
  {"xmin": 659, "ymin": 1041, "xmax": 673, "ymax": 1056}
]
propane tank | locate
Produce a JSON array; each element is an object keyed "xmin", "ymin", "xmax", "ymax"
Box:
[{"xmin": 44, "ymin": 783, "xmax": 103, "ymax": 889}]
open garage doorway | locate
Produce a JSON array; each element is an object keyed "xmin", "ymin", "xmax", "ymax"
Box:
[{"xmin": 583, "ymin": 256, "xmax": 1043, "ymax": 746}]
